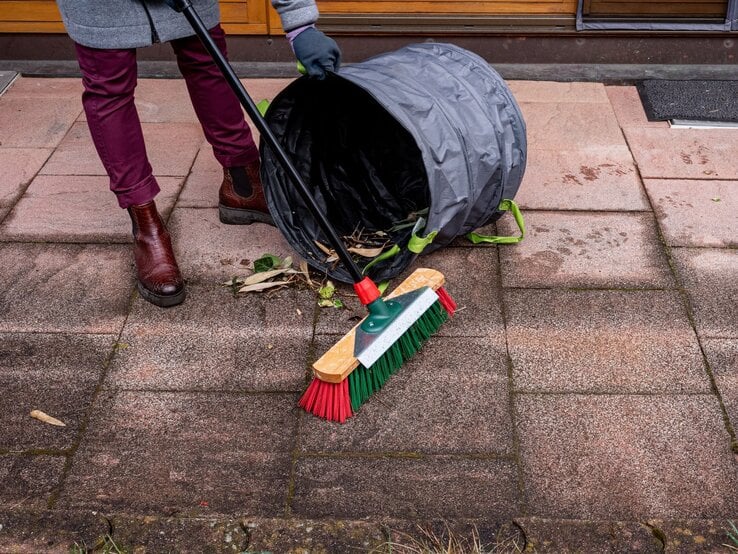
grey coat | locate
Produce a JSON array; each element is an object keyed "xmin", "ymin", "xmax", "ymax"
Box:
[{"xmin": 56, "ymin": 0, "xmax": 319, "ymax": 49}]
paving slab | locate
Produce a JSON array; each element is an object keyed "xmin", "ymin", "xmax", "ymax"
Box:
[
  {"xmin": 703, "ymin": 339, "xmax": 738, "ymax": 436},
  {"xmin": 508, "ymin": 81, "xmax": 610, "ymax": 103},
  {"xmin": 605, "ymin": 86, "xmax": 670, "ymax": 129},
  {"xmin": 59, "ymin": 391, "xmax": 297, "ymax": 515},
  {"xmin": 0, "ymin": 174, "xmax": 182, "ymax": 243},
  {"xmin": 168, "ymin": 207, "xmax": 295, "ymax": 284},
  {"xmin": 5, "ymin": 77, "xmax": 81, "ymax": 99},
  {"xmin": 505, "ymin": 289, "xmax": 709, "ymax": 394},
  {"xmin": 300, "ymin": 336, "xmax": 511, "ymax": 455},
  {"xmin": 644, "ymin": 179, "xmax": 738, "ymax": 248},
  {"xmin": 624, "ymin": 127, "xmax": 738, "ymax": 180},
  {"xmin": 498, "ymin": 211, "xmax": 673, "ymax": 289},
  {"xmin": 520, "ymin": 102, "xmax": 625, "ymax": 151},
  {"xmin": 0, "ymin": 509, "xmax": 109, "ymax": 554},
  {"xmin": 0, "ymin": 148, "xmax": 51, "ymax": 221},
  {"xmin": 291, "ymin": 456, "xmax": 519, "ymax": 519},
  {"xmin": 516, "ymin": 394, "xmax": 738, "ymax": 520},
  {"xmin": 0, "ymin": 244, "xmax": 132, "ymax": 334},
  {"xmin": 109, "ymin": 516, "xmax": 248, "ymax": 553},
  {"xmin": 0, "ymin": 96, "xmax": 81, "ymax": 148},
  {"xmin": 516, "ymin": 145, "xmax": 648, "ymax": 211},
  {"xmin": 176, "ymin": 147, "xmax": 222, "ymax": 208},
  {"xmin": 107, "ymin": 285, "xmax": 313, "ymax": 392},
  {"xmin": 0, "ymin": 456, "xmax": 66, "ymax": 511},
  {"xmin": 651, "ymin": 519, "xmax": 738, "ymax": 553},
  {"xmin": 243, "ymin": 517, "xmax": 386, "ymax": 553},
  {"xmin": 39, "ymin": 121, "xmax": 203, "ymax": 177},
  {"xmin": 515, "ymin": 517, "xmax": 661, "ymax": 553},
  {"xmin": 0, "ymin": 333, "xmax": 114, "ymax": 452},
  {"xmin": 315, "ymin": 247, "xmax": 503, "ymax": 337},
  {"xmin": 672, "ymin": 248, "xmax": 738, "ymax": 338}
]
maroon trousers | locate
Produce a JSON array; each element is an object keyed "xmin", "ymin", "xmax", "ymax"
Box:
[{"xmin": 75, "ymin": 25, "xmax": 258, "ymax": 209}]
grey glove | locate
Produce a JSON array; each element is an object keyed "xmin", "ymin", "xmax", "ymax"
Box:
[{"xmin": 291, "ymin": 27, "xmax": 341, "ymax": 80}]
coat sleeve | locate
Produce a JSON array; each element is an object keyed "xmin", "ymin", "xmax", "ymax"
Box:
[{"xmin": 271, "ymin": 0, "xmax": 319, "ymax": 31}]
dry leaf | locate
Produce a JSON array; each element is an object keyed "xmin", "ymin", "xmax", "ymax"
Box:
[
  {"xmin": 299, "ymin": 260, "xmax": 312, "ymax": 286},
  {"xmin": 348, "ymin": 246, "xmax": 385, "ymax": 258},
  {"xmin": 326, "ymin": 255, "xmax": 339, "ymax": 263},
  {"xmin": 314, "ymin": 241, "xmax": 334, "ymax": 256},
  {"xmin": 241, "ymin": 268, "xmax": 289, "ymax": 286},
  {"xmin": 30, "ymin": 410, "xmax": 66, "ymax": 427},
  {"xmin": 238, "ymin": 281, "xmax": 290, "ymax": 293}
]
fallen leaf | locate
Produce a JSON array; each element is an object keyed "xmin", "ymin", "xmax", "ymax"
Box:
[
  {"xmin": 318, "ymin": 298, "xmax": 334, "ymax": 307},
  {"xmin": 712, "ymin": 197, "xmax": 721, "ymax": 202},
  {"xmin": 241, "ymin": 268, "xmax": 289, "ymax": 286},
  {"xmin": 30, "ymin": 410, "xmax": 66, "ymax": 427},
  {"xmin": 318, "ymin": 281, "xmax": 336, "ymax": 300},
  {"xmin": 254, "ymin": 254, "xmax": 283, "ymax": 273},
  {"xmin": 238, "ymin": 281, "xmax": 290, "ymax": 293},
  {"xmin": 299, "ymin": 260, "xmax": 312, "ymax": 286},
  {"xmin": 280, "ymin": 256, "xmax": 293, "ymax": 269},
  {"xmin": 314, "ymin": 241, "xmax": 334, "ymax": 256},
  {"xmin": 348, "ymin": 246, "xmax": 385, "ymax": 258}
]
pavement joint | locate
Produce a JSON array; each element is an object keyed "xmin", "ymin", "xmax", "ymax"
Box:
[
  {"xmin": 623, "ymin": 137, "xmax": 738, "ymax": 453},
  {"xmin": 496, "ymin": 242, "xmax": 529, "ymax": 517},
  {"xmin": 46, "ymin": 287, "xmax": 138, "ymax": 510}
]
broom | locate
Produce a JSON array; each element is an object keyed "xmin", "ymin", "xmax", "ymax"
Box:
[{"xmin": 169, "ymin": 0, "xmax": 457, "ymax": 422}]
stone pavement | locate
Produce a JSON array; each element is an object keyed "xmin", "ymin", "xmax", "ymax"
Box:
[{"xmin": 0, "ymin": 75, "xmax": 736, "ymax": 553}]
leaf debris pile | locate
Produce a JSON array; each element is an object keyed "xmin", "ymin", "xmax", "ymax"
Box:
[{"xmin": 223, "ymin": 253, "xmax": 345, "ymax": 309}]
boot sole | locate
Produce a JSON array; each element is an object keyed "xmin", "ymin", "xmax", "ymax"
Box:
[
  {"xmin": 137, "ymin": 281, "xmax": 187, "ymax": 308},
  {"xmin": 219, "ymin": 204, "xmax": 274, "ymax": 226}
]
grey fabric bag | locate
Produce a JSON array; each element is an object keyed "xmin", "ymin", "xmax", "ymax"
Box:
[{"xmin": 261, "ymin": 42, "xmax": 527, "ymax": 283}]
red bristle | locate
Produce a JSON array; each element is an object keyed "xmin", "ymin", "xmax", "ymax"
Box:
[
  {"xmin": 298, "ymin": 378, "xmax": 353, "ymax": 423},
  {"xmin": 436, "ymin": 286, "xmax": 457, "ymax": 316}
]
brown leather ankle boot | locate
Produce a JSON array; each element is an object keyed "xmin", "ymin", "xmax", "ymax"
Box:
[
  {"xmin": 218, "ymin": 158, "xmax": 274, "ymax": 226},
  {"xmin": 128, "ymin": 201, "xmax": 186, "ymax": 307}
]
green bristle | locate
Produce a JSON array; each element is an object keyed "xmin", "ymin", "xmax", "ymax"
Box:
[{"xmin": 348, "ymin": 300, "xmax": 448, "ymax": 412}]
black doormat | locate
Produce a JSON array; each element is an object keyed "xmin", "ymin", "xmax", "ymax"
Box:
[
  {"xmin": 0, "ymin": 71, "xmax": 16, "ymax": 95},
  {"xmin": 637, "ymin": 80, "xmax": 738, "ymax": 123}
]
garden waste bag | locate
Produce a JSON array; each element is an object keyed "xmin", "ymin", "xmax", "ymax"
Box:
[{"xmin": 260, "ymin": 42, "xmax": 527, "ymax": 283}]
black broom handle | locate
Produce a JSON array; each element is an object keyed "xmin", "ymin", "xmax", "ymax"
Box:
[{"xmin": 170, "ymin": 0, "xmax": 365, "ymax": 283}]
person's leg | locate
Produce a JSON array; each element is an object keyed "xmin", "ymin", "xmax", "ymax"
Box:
[
  {"xmin": 75, "ymin": 44, "xmax": 160, "ymax": 208},
  {"xmin": 75, "ymin": 43, "xmax": 185, "ymax": 307},
  {"xmin": 170, "ymin": 24, "xmax": 271, "ymax": 225}
]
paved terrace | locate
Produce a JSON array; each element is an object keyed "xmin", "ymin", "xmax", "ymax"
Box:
[{"xmin": 0, "ymin": 75, "xmax": 737, "ymax": 552}]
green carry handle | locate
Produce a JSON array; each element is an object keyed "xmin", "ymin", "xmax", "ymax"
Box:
[{"xmin": 466, "ymin": 199, "xmax": 525, "ymax": 245}]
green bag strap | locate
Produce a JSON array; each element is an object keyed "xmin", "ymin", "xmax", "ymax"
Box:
[
  {"xmin": 466, "ymin": 199, "xmax": 525, "ymax": 245},
  {"xmin": 407, "ymin": 217, "xmax": 438, "ymax": 254},
  {"xmin": 256, "ymin": 99, "xmax": 270, "ymax": 117},
  {"xmin": 362, "ymin": 244, "xmax": 401, "ymax": 275}
]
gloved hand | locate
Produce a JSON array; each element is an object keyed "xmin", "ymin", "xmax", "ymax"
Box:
[{"xmin": 289, "ymin": 26, "xmax": 341, "ymax": 80}]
